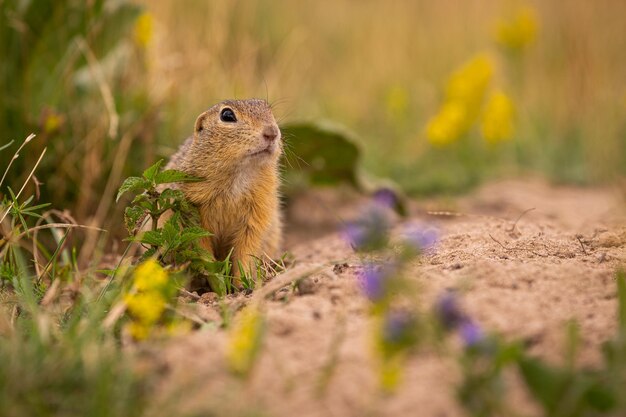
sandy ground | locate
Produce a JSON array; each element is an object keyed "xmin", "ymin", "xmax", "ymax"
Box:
[{"xmin": 151, "ymin": 179, "xmax": 626, "ymax": 417}]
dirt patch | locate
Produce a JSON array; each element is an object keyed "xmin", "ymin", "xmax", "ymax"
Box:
[{"xmin": 154, "ymin": 179, "xmax": 626, "ymax": 417}]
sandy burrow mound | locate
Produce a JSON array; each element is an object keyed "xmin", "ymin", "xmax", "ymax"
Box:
[{"xmin": 150, "ymin": 179, "xmax": 626, "ymax": 417}]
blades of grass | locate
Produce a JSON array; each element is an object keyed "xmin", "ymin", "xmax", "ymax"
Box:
[
  {"xmin": 37, "ymin": 228, "xmax": 70, "ymax": 285},
  {"xmin": 617, "ymin": 270, "xmax": 626, "ymax": 333},
  {"xmin": 0, "ymin": 147, "xmax": 46, "ymax": 224},
  {"xmin": 45, "ymin": 214, "xmax": 72, "ymax": 267},
  {"xmin": 0, "ymin": 140, "xmax": 14, "ymax": 153},
  {"xmin": 97, "ymin": 241, "xmax": 134, "ymax": 302},
  {"xmin": 0, "ymin": 134, "xmax": 35, "ymax": 190}
]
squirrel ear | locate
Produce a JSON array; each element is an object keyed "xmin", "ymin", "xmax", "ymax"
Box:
[{"xmin": 194, "ymin": 112, "xmax": 207, "ymax": 135}]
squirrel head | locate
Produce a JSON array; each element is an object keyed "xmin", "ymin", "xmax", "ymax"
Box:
[{"xmin": 189, "ymin": 99, "xmax": 282, "ymax": 178}]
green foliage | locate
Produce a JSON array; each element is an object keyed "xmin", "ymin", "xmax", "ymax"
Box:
[
  {"xmin": 0, "ymin": 0, "xmax": 152, "ymax": 223},
  {"xmin": 282, "ymin": 122, "xmax": 361, "ymax": 187},
  {"xmin": 457, "ymin": 340, "xmax": 522, "ymax": 417},
  {"xmin": 0, "ymin": 141, "xmax": 151, "ymax": 416},
  {"xmin": 282, "ymin": 121, "xmax": 408, "ymax": 215},
  {"xmin": 117, "ymin": 160, "xmax": 240, "ymax": 295},
  {"xmin": 1, "ymin": 186, "xmax": 52, "ymax": 285},
  {"xmin": 0, "ymin": 276, "xmax": 149, "ymax": 417}
]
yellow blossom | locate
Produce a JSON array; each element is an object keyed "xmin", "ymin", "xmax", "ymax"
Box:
[
  {"xmin": 481, "ymin": 90, "xmax": 515, "ymax": 143},
  {"xmin": 445, "ymin": 53, "xmax": 494, "ymax": 109},
  {"xmin": 124, "ymin": 291, "xmax": 166, "ymax": 325},
  {"xmin": 133, "ymin": 259, "xmax": 168, "ymax": 291},
  {"xmin": 134, "ymin": 12, "xmax": 153, "ymax": 49},
  {"xmin": 426, "ymin": 101, "xmax": 469, "ymax": 146},
  {"xmin": 425, "ymin": 53, "xmax": 495, "ymax": 146},
  {"xmin": 43, "ymin": 113, "xmax": 62, "ymax": 134},
  {"xmin": 226, "ymin": 304, "xmax": 265, "ymax": 376},
  {"xmin": 494, "ymin": 6, "xmax": 539, "ymax": 52},
  {"xmin": 127, "ymin": 321, "xmax": 151, "ymax": 340}
]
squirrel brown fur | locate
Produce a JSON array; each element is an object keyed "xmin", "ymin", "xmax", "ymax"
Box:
[{"xmin": 165, "ymin": 99, "xmax": 282, "ymax": 280}]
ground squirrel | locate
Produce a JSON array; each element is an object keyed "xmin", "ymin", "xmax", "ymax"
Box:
[{"xmin": 165, "ymin": 99, "xmax": 282, "ymax": 280}]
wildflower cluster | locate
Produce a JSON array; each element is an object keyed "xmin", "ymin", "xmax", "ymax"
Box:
[
  {"xmin": 494, "ymin": 6, "xmax": 538, "ymax": 53},
  {"xmin": 426, "ymin": 53, "xmax": 515, "ymax": 146},
  {"xmin": 345, "ymin": 197, "xmax": 439, "ymax": 391},
  {"xmin": 124, "ymin": 259, "xmax": 179, "ymax": 340},
  {"xmin": 434, "ymin": 291, "xmax": 486, "ymax": 349}
]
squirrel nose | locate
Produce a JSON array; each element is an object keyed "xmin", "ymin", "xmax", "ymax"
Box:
[{"xmin": 262, "ymin": 125, "xmax": 279, "ymax": 142}]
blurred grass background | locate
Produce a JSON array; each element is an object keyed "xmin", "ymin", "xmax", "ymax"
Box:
[
  {"xmin": 2, "ymin": 0, "xmax": 626, "ymax": 236},
  {"xmin": 142, "ymin": 0, "xmax": 626, "ymax": 191}
]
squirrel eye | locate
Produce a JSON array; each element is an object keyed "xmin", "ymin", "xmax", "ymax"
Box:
[{"xmin": 220, "ymin": 108, "xmax": 237, "ymax": 123}]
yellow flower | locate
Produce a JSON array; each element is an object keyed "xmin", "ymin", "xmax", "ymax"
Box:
[
  {"xmin": 445, "ymin": 53, "xmax": 494, "ymax": 109},
  {"xmin": 226, "ymin": 304, "xmax": 265, "ymax": 376},
  {"xmin": 425, "ymin": 53, "xmax": 495, "ymax": 146},
  {"xmin": 124, "ymin": 291, "xmax": 166, "ymax": 325},
  {"xmin": 133, "ymin": 259, "xmax": 168, "ymax": 292},
  {"xmin": 127, "ymin": 321, "xmax": 151, "ymax": 340},
  {"xmin": 380, "ymin": 355, "xmax": 404, "ymax": 393},
  {"xmin": 494, "ymin": 6, "xmax": 539, "ymax": 52},
  {"xmin": 426, "ymin": 100, "xmax": 469, "ymax": 146},
  {"xmin": 481, "ymin": 90, "xmax": 515, "ymax": 143},
  {"xmin": 44, "ymin": 113, "xmax": 62, "ymax": 134},
  {"xmin": 134, "ymin": 12, "xmax": 153, "ymax": 49}
]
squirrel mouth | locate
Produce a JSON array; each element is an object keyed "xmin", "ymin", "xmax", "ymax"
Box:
[{"xmin": 249, "ymin": 147, "xmax": 274, "ymax": 157}]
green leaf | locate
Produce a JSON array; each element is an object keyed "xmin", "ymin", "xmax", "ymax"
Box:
[
  {"xmin": 116, "ymin": 177, "xmax": 149, "ymax": 202},
  {"xmin": 281, "ymin": 121, "xmax": 408, "ymax": 216},
  {"xmin": 518, "ymin": 356, "xmax": 571, "ymax": 413},
  {"xmin": 154, "ymin": 169, "xmax": 202, "ymax": 185},
  {"xmin": 142, "ymin": 159, "xmax": 164, "ymax": 181},
  {"xmin": 159, "ymin": 188, "xmax": 185, "ymax": 201},
  {"xmin": 585, "ymin": 381, "xmax": 617, "ymax": 411},
  {"xmin": 281, "ymin": 122, "xmax": 361, "ymax": 187},
  {"xmin": 162, "ymin": 215, "xmax": 181, "ymax": 250},
  {"xmin": 139, "ymin": 230, "xmax": 163, "ymax": 247},
  {"xmin": 124, "ymin": 205, "xmax": 147, "ymax": 234},
  {"xmin": 179, "ymin": 227, "xmax": 211, "ymax": 246},
  {"xmin": 140, "ymin": 246, "xmax": 158, "ymax": 262}
]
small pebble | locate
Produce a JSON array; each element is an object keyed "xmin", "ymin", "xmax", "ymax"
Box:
[{"xmin": 297, "ymin": 277, "xmax": 316, "ymax": 295}]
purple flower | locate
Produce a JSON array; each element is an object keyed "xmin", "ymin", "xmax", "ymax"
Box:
[
  {"xmin": 359, "ymin": 263, "xmax": 390, "ymax": 301},
  {"xmin": 373, "ymin": 188, "xmax": 397, "ymax": 210},
  {"xmin": 459, "ymin": 319, "xmax": 484, "ymax": 347},
  {"xmin": 382, "ymin": 310, "xmax": 414, "ymax": 344},
  {"xmin": 342, "ymin": 205, "xmax": 390, "ymax": 251},
  {"xmin": 403, "ymin": 223, "xmax": 438, "ymax": 252},
  {"xmin": 434, "ymin": 291, "xmax": 466, "ymax": 330}
]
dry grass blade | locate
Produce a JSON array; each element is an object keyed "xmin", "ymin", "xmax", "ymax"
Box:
[
  {"xmin": 76, "ymin": 38, "xmax": 119, "ymax": 139},
  {"xmin": 252, "ymin": 262, "xmax": 327, "ymax": 302},
  {"xmin": 0, "ymin": 134, "xmax": 35, "ymax": 190},
  {"xmin": 32, "ymin": 209, "xmax": 78, "ymax": 277},
  {"xmin": 0, "ymin": 147, "xmax": 47, "ymax": 224},
  {"xmin": 11, "ymin": 223, "xmax": 106, "ymax": 241}
]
